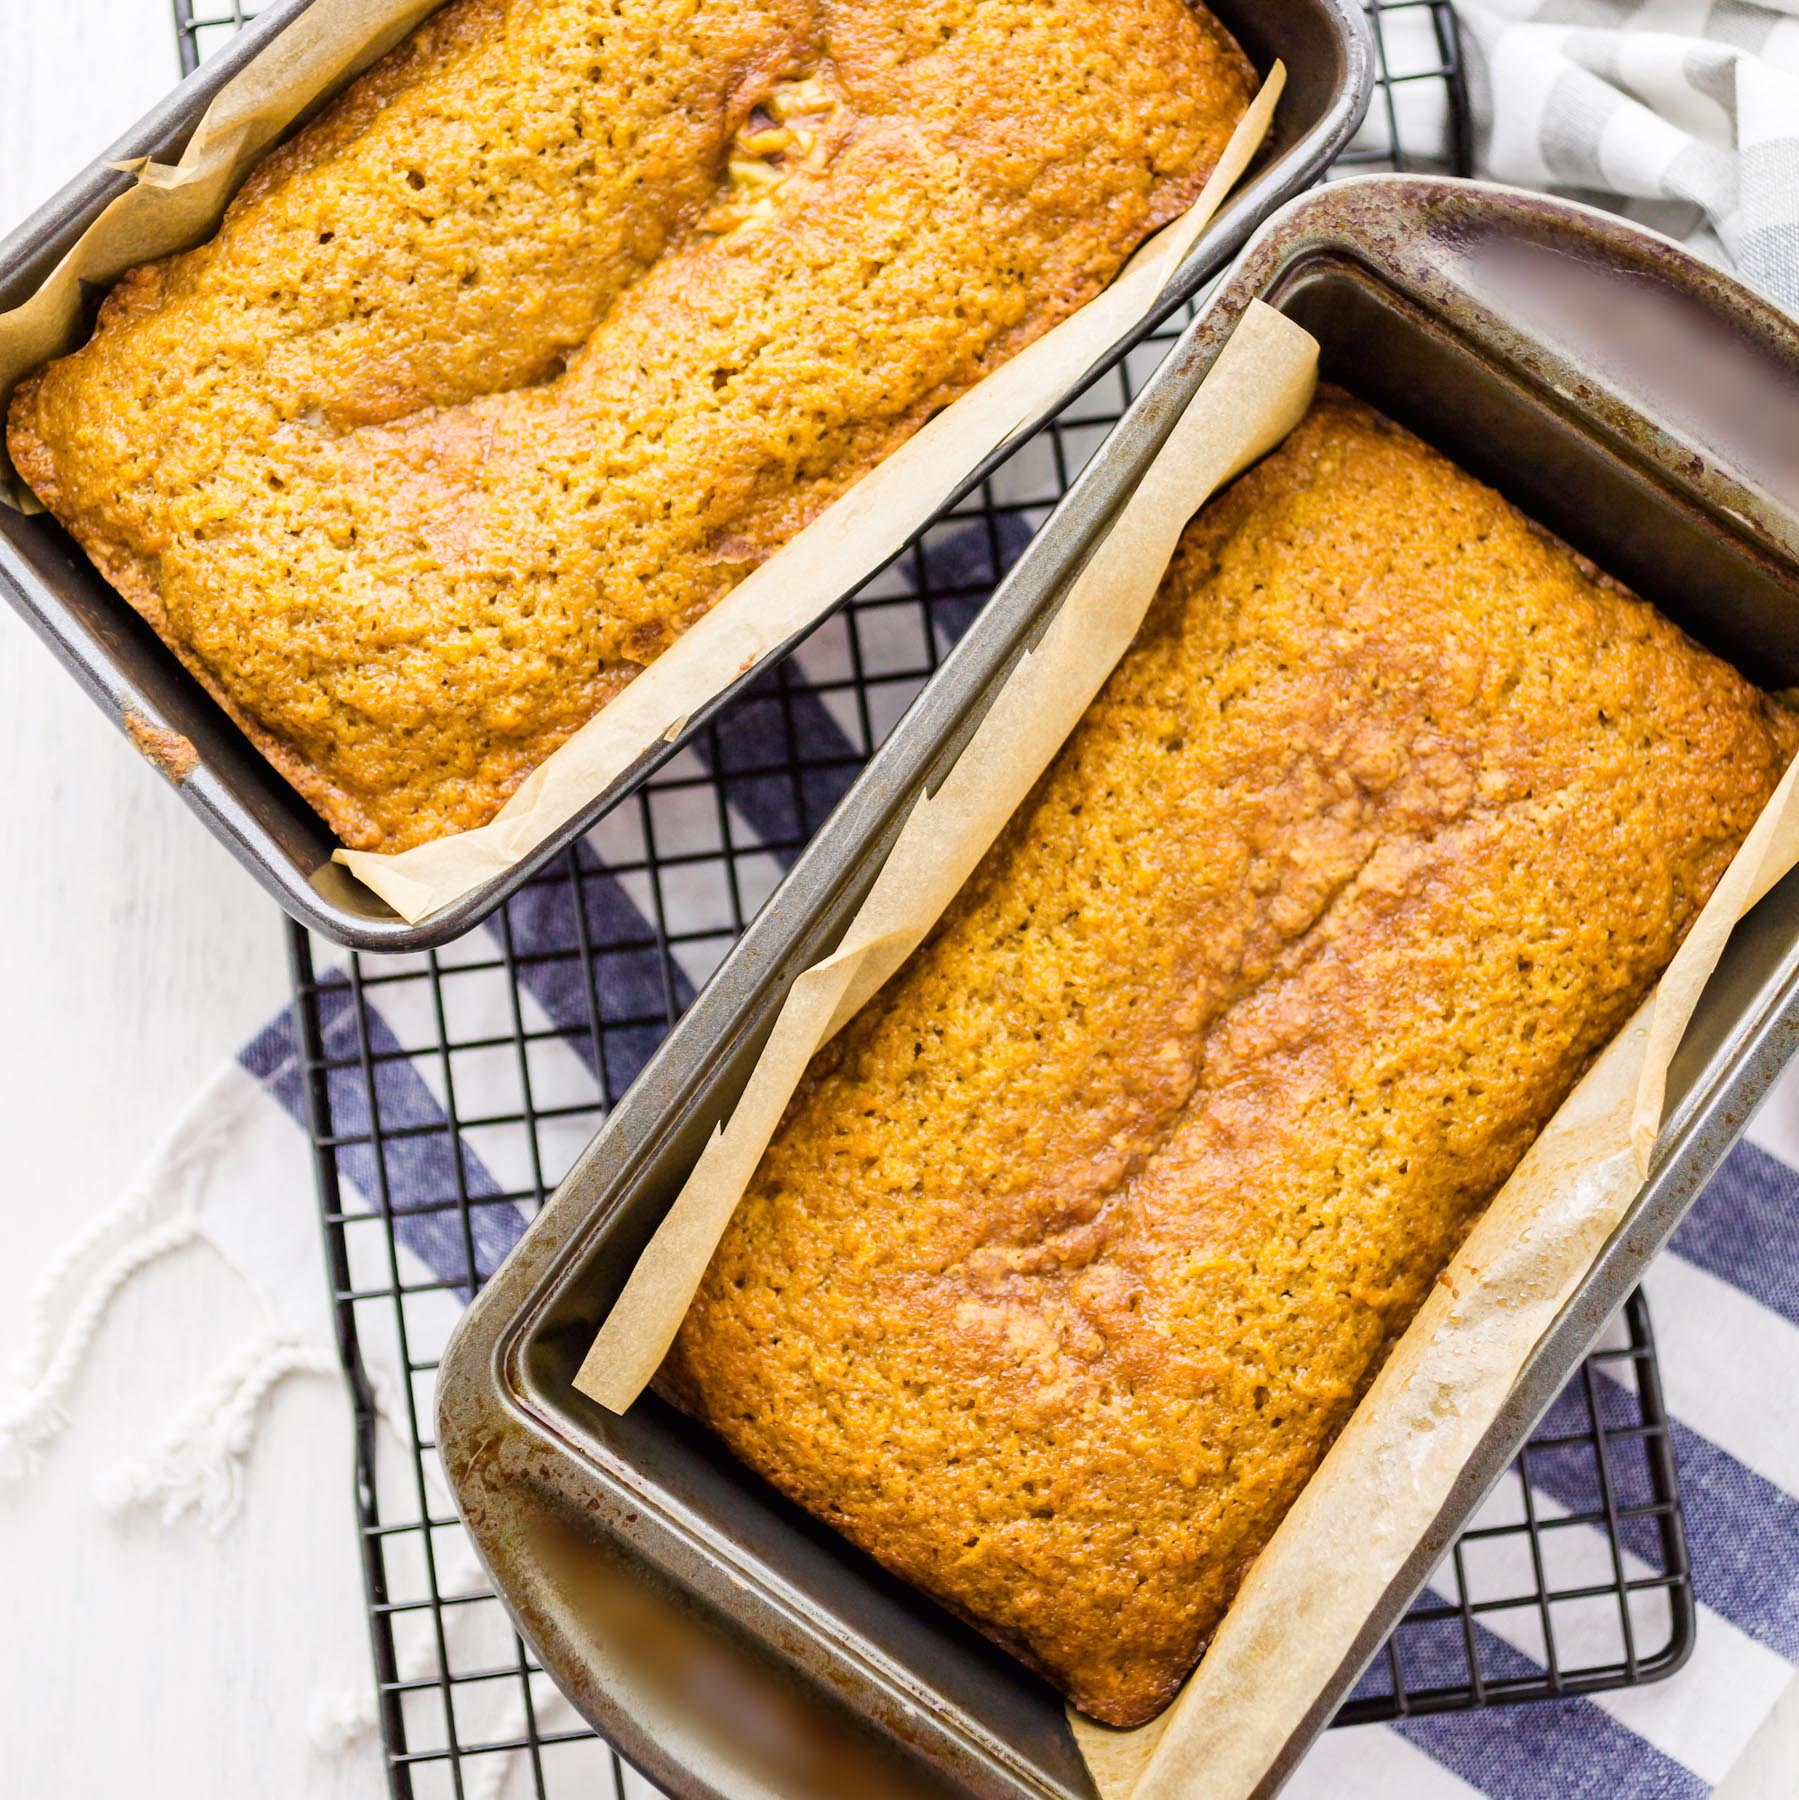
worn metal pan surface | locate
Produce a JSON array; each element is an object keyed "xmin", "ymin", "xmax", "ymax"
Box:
[
  {"xmin": 0, "ymin": 0, "xmax": 1371, "ymax": 951},
  {"xmin": 435, "ymin": 174, "xmax": 1799, "ymax": 1800}
]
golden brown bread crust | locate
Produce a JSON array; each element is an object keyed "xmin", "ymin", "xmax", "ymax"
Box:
[
  {"xmin": 660, "ymin": 393, "xmax": 1799, "ymax": 1727},
  {"xmin": 7, "ymin": 0, "xmax": 1254, "ymax": 850}
]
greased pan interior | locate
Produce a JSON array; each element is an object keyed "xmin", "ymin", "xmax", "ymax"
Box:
[
  {"xmin": 0, "ymin": 0, "xmax": 1371, "ymax": 951},
  {"xmin": 435, "ymin": 178, "xmax": 1799, "ymax": 1800}
]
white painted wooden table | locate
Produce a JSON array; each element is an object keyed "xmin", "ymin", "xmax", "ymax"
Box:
[
  {"xmin": 0, "ymin": 5, "xmax": 379, "ymax": 1794},
  {"xmin": 0, "ymin": 3, "xmax": 1792, "ymax": 1794}
]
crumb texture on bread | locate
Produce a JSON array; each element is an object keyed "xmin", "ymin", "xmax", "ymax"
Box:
[
  {"xmin": 6, "ymin": 0, "xmax": 1253, "ymax": 850},
  {"xmin": 661, "ymin": 394, "xmax": 1799, "ymax": 1727}
]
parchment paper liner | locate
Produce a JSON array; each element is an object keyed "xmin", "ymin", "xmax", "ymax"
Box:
[
  {"xmin": 0, "ymin": 0, "xmax": 1281, "ymax": 922},
  {"xmin": 0, "ymin": 0, "xmax": 446, "ymax": 484},
  {"xmin": 569, "ymin": 298, "xmax": 1799, "ymax": 1795}
]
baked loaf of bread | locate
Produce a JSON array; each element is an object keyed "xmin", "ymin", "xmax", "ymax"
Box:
[
  {"xmin": 7, "ymin": 0, "xmax": 1253, "ymax": 851},
  {"xmin": 662, "ymin": 393, "xmax": 1799, "ymax": 1727}
]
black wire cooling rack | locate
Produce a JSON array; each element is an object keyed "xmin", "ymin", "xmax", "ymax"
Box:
[{"xmin": 173, "ymin": 5, "xmax": 1696, "ymax": 1795}]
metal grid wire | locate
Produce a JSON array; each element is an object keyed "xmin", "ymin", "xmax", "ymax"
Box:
[{"xmin": 177, "ymin": 3, "xmax": 1695, "ymax": 1794}]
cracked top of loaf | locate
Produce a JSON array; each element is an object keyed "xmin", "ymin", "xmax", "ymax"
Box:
[
  {"xmin": 7, "ymin": 0, "xmax": 1254, "ymax": 850},
  {"xmin": 660, "ymin": 393, "xmax": 1799, "ymax": 1726}
]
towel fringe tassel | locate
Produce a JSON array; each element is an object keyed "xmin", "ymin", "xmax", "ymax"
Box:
[
  {"xmin": 0, "ymin": 1204, "xmax": 203, "ymax": 1480},
  {"xmin": 96, "ymin": 1331, "xmax": 340, "ymax": 1530},
  {"xmin": 1, "ymin": 1096, "xmax": 250, "ymax": 1481}
]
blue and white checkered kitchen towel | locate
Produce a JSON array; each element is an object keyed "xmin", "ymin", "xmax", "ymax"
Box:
[{"xmin": 1459, "ymin": 0, "xmax": 1799, "ymax": 312}]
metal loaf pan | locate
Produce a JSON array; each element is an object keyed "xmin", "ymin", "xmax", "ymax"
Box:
[
  {"xmin": 0, "ymin": 0, "xmax": 1372, "ymax": 952},
  {"xmin": 435, "ymin": 175, "xmax": 1799, "ymax": 1800}
]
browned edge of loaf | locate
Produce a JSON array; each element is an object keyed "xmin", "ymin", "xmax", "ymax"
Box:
[
  {"xmin": 4, "ymin": 0, "xmax": 1256, "ymax": 856},
  {"xmin": 10, "ymin": 428, "xmax": 383, "ymax": 841},
  {"xmin": 652, "ymin": 391, "xmax": 1799, "ymax": 1728},
  {"xmin": 121, "ymin": 708, "xmax": 201, "ymax": 784}
]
